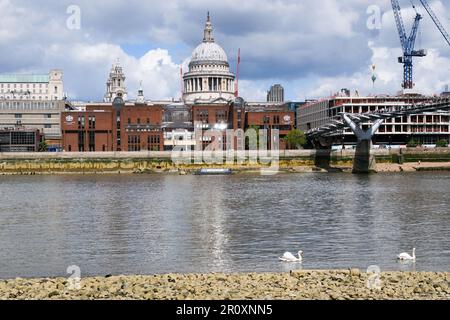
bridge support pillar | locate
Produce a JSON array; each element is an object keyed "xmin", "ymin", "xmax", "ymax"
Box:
[
  {"xmin": 353, "ymin": 139, "xmax": 376, "ymax": 174},
  {"xmin": 342, "ymin": 114, "xmax": 384, "ymax": 174},
  {"xmin": 313, "ymin": 137, "xmax": 332, "ymax": 169}
]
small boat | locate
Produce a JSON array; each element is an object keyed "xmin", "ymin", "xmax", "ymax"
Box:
[{"xmin": 195, "ymin": 168, "xmax": 233, "ymax": 175}]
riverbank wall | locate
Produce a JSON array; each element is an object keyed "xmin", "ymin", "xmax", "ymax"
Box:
[
  {"xmin": 0, "ymin": 148, "xmax": 449, "ymax": 174},
  {"xmin": 1, "ymin": 270, "xmax": 449, "ymax": 300}
]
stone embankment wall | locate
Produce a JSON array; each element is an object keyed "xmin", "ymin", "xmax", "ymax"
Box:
[{"xmin": 0, "ymin": 149, "xmax": 449, "ymax": 174}]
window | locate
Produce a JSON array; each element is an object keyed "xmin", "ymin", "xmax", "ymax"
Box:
[
  {"xmin": 44, "ymin": 124, "xmax": 52, "ymax": 129},
  {"xmin": 78, "ymin": 116, "xmax": 85, "ymax": 129},
  {"xmin": 88, "ymin": 116, "xmax": 96, "ymax": 129},
  {"xmin": 237, "ymin": 110, "xmax": 242, "ymax": 128},
  {"xmin": 273, "ymin": 115, "xmax": 280, "ymax": 124},
  {"xmin": 45, "ymin": 114, "xmax": 52, "ymax": 119},
  {"xmin": 137, "ymin": 118, "xmax": 141, "ymax": 125},
  {"xmin": 89, "ymin": 131, "xmax": 95, "ymax": 151},
  {"xmin": 216, "ymin": 110, "xmax": 228, "ymax": 123},
  {"xmin": 147, "ymin": 135, "xmax": 161, "ymax": 151},
  {"xmin": 15, "ymin": 114, "xmax": 22, "ymax": 119},
  {"xmin": 128, "ymin": 135, "xmax": 141, "ymax": 151},
  {"xmin": 10, "ymin": 132, "xmax": 35, "ymax": 145},
  {"xmin": 54, "ymin": 86, "xmax": 58, "ymax": 94},
  {"xmin": 263, "ymin": 116, "xmax": 270, "ymax": 124},
  {"xmin": 147, "ymin": 118, "xmax": 150, "ymax": 124},
  {"xmin": 78, "ymin": 131, "xmax": 85, "ymax": 151},
  {"xmin": 198, "ymin": 110, "xmax": 209, "ymax": 123}
]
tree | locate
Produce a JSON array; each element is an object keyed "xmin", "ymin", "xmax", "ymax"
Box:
[
  {"xmin": 436, "ymin": 139, "xmax": 448, "ymax": 148},
  {"xmin": 284, "ymin": 129, "xmax": 307, "ymax": 150},
  {"xmin": 38, "ymin": 141, "xmax": 48, "ymax": 152},
  {"xmin": 407, "ymin": 138, "xmax": 419, "ymax": 148}
]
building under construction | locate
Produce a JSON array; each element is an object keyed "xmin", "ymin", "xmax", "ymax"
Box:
[{"xmin": 298, "ymin": 92, "xmax": 450, "ymax": 146}]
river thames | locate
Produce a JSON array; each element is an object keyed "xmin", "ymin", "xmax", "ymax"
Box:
[{"xmin": 0, "ymin": 172, "xmax": 449, "ymax": 279}]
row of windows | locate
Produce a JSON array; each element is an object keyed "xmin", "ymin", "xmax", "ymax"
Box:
[
  {"xmin": 0, "ymin": 101, "xmax": 60, "ymax": 110},
  {"xmin": 127, "ymin": 135, "xmax": 161, "ymax": 151},
  {"xmin": 1, "ymin": 89, "xmax": 48, "ymax": 94},
  {"xmin": 190, "ymin": 64, "xmax": 229, "ymax": 71},
  {"xmin": 195, "ymin": 110, "xmax": 229, "ymax": 123},
  {"xmin": 11, "ymin": 132, "xmax": 36, "ymax": 145},
  {"xmin": 13, "ymin": 113, "xmax": 52, "ymax": 118},
  {"xmin": 263, "ymin": 115, "xmax": 282, "ymax": 124},
  {"xmin": 347, "ymin": 124, "xmax": 450, "ymax": 133},
  {"xmin": 127, "ymin": 118, "xmax": 153, "ymax": 125},
  {"xmin": 128, "ymin": 135, "xmax": 161, "ymax": 144},
  {"xmin": 1, "ymin": 83, "xmax": 48, "ymax": 89},
  {"xmin": 0, "ymin": 95, "xmax": 59, "ymax": 101}
]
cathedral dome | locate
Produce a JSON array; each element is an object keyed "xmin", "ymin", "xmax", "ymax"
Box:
[
  {"xmin": 182, "ymin": 12, "xmax": 236, "ymax": 104},
  {"xmin": 191, "ymin": 42, "xmax": 228, "ymax": 63}
]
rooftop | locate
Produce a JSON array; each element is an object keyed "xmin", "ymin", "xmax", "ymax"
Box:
[{"xmin": 0, "ymin": 74, "xmax": 50, "ymax": 83}]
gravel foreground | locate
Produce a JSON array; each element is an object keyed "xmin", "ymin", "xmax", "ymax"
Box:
[{"xmin": 1, "ymin": 270, "xmax": 450, "ymax": 300}]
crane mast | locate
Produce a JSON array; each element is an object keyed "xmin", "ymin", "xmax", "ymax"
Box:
[{"xmin": 391, "ymin": 0, "xmax": 427, "ymax": 89}]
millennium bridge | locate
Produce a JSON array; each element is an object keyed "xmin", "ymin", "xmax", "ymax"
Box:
[{"xmin": 305, "ymin": 97, "xmax": 450, "ymax": 173}]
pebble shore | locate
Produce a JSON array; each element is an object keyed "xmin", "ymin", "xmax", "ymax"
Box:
[{"xmin": 1, "ymin": 270, "xmax": 450, "ymax": 300}]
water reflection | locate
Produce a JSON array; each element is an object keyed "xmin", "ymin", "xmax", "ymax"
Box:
[{"xmin": 0, "ymin": 172, "xmax": 449, "ymax": 279}]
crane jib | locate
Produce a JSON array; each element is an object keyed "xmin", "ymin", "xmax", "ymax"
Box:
[{"xmin": 418, "ymin": 0, "xmax": 450, "ymax": 48}]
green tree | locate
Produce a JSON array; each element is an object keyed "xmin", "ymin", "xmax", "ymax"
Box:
[
  {"xmin": 38, "ymin": 141, "xmax": 48, "ymax": 152},
  {"xmin": 284, "ymin": 129, "xmax": 307, "ymax": 150},
  {"xmin": 436, "ymin": 139, "xmax": 448, "ymax": 148},
  {"xmin": 407, "ymin": 138, "xmax": 419, "ymax": 148}
]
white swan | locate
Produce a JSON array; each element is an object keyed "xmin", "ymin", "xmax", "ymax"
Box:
[
  {"xmin": 397, "ymin": 248, "xmax": 416, "ymax": 261},
  {"xmin": 279, "ymin": 251, "xmax": 303, "ymax": 262}
]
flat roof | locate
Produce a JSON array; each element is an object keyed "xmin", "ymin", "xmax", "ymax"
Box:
[{"xmin": 0, "ymin": 74, "xmax": 49, "ymax": 83}]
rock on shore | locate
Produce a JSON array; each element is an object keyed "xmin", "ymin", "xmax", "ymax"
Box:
[{"xmin": 1, "ymin": 270, "xmax": 449, "ymax": 300}]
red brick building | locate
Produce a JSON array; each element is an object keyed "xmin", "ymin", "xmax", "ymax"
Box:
[
  {"xmin": 191, "ymin": 103, "xmax": 231, "ymax": 150},
  {"xmin": 246, "ymin": 105, "xmax": 295, "ymax": 150},
  {"xmin": 61, "ymin": 98, "xmax": 164, "ymax": 152},
  {"xmin": 61, "ymin": 98, "xmax": 297, "ymax": 152},
  {"xmin": 62, "ymin": 108, "xmax": 113, "ymax": 152}
]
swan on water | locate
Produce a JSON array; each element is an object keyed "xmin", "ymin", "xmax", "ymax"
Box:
[
  {"xmin": 397, "ymin": 248, "xmax": 416, "ymax": 261},
  {"xmin": 279, "ymin": 251, "xmax": 303, "ymax": 262}
]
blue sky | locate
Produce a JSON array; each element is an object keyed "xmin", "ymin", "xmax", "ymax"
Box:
[{"xmin": 1, "ymin": 0, "xmax": 450, "ymax": 101}]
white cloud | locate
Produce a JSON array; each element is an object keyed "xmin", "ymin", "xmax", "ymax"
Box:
[
  {"xmin": 300, "ymin": 0, "xmax": 450, "ymax": 99},
  {"xmin": 239, "ymin": 80, "xmax": 267, "ymax": 102},
  {"xmin": 44, "ymin": 42, "xmax": 181, "ymax": 100},
  {"xmin": 0, "ymin": 0, "xmax": 449, "ymax": 101}
]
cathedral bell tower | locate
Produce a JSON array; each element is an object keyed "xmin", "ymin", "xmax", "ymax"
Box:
[{"xmin": 104, "ymin": 59, "xmax": 128, "ymax": 103}]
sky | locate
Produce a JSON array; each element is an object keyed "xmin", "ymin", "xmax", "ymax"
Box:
[{"xmin": 1, "ymin": 0, "xmax": 450, "ymax": 102}]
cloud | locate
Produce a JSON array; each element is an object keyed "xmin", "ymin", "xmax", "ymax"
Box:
[
  {"xmin": 44, "ymin": 42, "xmax": 181, "ymax": 101},
  {"xmin": 0, "ymin": 0, "xmax": 449, "ymax": 101}
]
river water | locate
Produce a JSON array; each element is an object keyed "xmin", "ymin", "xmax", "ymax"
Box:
[{"xmin": 0, "ymin": 173, "xmax": 449, "ymax": 279}]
